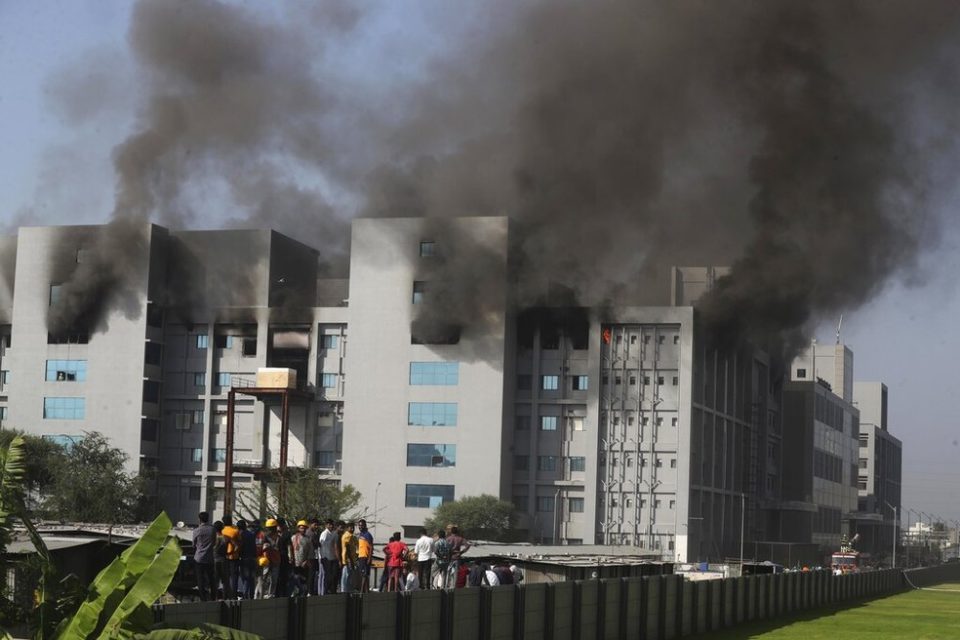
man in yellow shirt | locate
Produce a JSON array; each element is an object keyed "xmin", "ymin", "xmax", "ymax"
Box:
[
  {"xmin": 340, "ymin": 521, "xmax": 358, "ymax": 593},
  {"xmin": 221, "ymin": 515, "xmax": 241, "ymax": 596},
  {"xmin": 357, "ymin": 519, "xmax": 374, "ymax": 591}
]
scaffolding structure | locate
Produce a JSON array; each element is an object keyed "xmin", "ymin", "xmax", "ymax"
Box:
[{"xmin": 223, "ymin": 381, "xmax": 313, "ymax": 516}]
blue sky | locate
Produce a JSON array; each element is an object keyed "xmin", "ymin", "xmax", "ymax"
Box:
[{"xmin": 2, "ymin": 1, "xmax": 959, "ymax": 524}]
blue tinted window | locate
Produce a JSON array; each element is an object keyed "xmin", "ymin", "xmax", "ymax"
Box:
[
  {"xmin": 45, "ymin": 360, "xmax": 87, "ymax": 382},
  {"xmin": 409, "ymin": 362, "xmax": 459, "ymax": 385},
  {"xmin": 322, "ymin": 373, "xmax": 338, "ymax": 389},
  {"xmin": 217, "ymin": 373, "xmax": 232, "ymax": 387},
  {"xmin": 540, "ymin": 416, "xmax": 558, "ymax": 431},
  {"xmin": 321, "ymin": 335, "xmax": 338, "ymax": 349},
  {"xmin": 570, "ymin": 456, "xmax": 586, "ymax": 472},
  {"xmin": 408, "ymin": 403, "xmax": 457, "ymax": 426},
  {"xmin": 542, "ymin": 375, "xmax": 559, "ymax": 390},
  {"xmin": 42, "ymin": 434, "xmax": 82, "ymax": 450},
  {"xmin": 538, "ymin": 456, "xmax": 557, "ymax": 471},
  {"xmin": 43, "ymin": 397, "xmax": 85, "ymax": 420},
  {"xmin": 195, "ymin": 335, "xmax": 208, "ymax": 349},
  {"xmin": 406, "ymin": 444, "xmax": 456, "ymax": 467},
  {"xmin": 405, "ymin": 484, "xmax": 454, "ymax": 508}
]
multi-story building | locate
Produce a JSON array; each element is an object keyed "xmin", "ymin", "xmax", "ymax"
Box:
[
  {"xmin": 781, "ymin": 343, "xmax": 860, "ymax": 555},
  {"xmin": 1, "ymin": 219, "xmax": 896, "ymax": 566},
  {"xmin": 851, "ymin": 381, "xmax": 902, "ymax": 560}
]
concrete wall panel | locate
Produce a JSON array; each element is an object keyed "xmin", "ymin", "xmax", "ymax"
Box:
[
  {"xmin": 548, "ymin": 582, "xmax": 574, "ymax": 640},
  {"xmin": 520, "ymin": 583, "xmax": 548, "ymax": 640}
]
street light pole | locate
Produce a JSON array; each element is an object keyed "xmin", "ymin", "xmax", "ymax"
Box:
[
  {"xmin": 739, "ymin": 493, "xmax": 746, "ymax": 572},
  {"xmin": 883, "ymin": 501, "xmax": 897, "ymax": 569},
  {"xmin": 373, "ymin": 481, "xmax": 382, "ymax": 541}
]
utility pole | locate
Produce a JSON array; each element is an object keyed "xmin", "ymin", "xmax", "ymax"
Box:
[
  {"xmin": 884, "ymin": 501, "xmax": 897, "ymax": 568},
  {"xmin": 739, "ymin": 493, "xmax": 746, "ymax": 572}
]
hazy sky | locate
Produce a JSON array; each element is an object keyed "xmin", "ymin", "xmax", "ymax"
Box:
[{"xmin": 2, "ymin": 1, "xmax": 959, "ymax": 525}]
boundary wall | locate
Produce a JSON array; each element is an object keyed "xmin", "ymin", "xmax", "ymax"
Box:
[{"xmin": 153, "ymin": 565, "xmax": 960, "ymax": 640}]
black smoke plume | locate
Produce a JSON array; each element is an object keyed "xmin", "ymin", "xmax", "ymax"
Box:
[{"xmin": 36, "ymin": 0, "xmax": 960, "ymax": 351}]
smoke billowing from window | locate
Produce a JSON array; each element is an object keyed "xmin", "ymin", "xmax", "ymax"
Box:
[{"xmin": 28, "ymin": 0, "xmax": 960, "ymax": 353}]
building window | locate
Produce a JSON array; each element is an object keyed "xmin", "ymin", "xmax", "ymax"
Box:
[
  {"xmin": 569, "ymin": 416, "xmax": 585, "ymax": 431},
  {"xmin": 536, "ymin": 496, "xmax": 554, "ymax": 512},
  {"xmin": 42, "ymin": 397, "xmax": 85, "ymax": 420},
  {"xmin": 45, "ymin": 360, "xmax": 87, "ymax": 382},
  {"xmin": 213, "ymin": 448, "xmax": 227, "ymax": 463},
  {"xmin": 419, "ymin": 241, "xmax": 435, "ymax": 257},
  {"xmin": 672, "ymin": 376, "xmax": 679, "ymax": 386},
  {"xmin": 671, "ymin": 417, "xmax": 678, "ymax": 427},
  {"xmin": 0, "ymin": 407, "xmax": 6, "ymax": 420},
  {"xmin": 569, "ymin": 498, "xmax": 585, "ymax": 513},
  {"xmin": 412, "ymin": 281, "xmax": 426, "ymax": 304},
  {"xmin": 514, "ymin": 455, "xmax": 529, "ymax": 471},
  {"xmin": 658, "ymin": 335, "xmax": 665, "ymax": 344},
  {"xmin": 195, "ymin": 334, "xmax": 208, "ymax": 349},
  {"xmin": 191, "ymin": 448, "xmax": 203, "ymax": 463},
  {"xmin": 569, "ymin": 456, "xmax": 586, "ymax": 472},
  {"xmin": 517, "ymin": 374, "xmax": 532, "ymax": 390},
  {"xmin": 657, "ymin": 376, "xmax": 664, "ymax": 385},
  {"xmin": 797, "ymin": 368, "xmax": 807, "ymax": 378},
  {"xmin": 49, "ymin": 284, "xmax": 62, "ymax": 306},
  {"xmin": 408, "ymin": 403, "xmax": 457, "ymax": 426},
  {"xmin": 188, "ymin": 486, "xmax": 201, "ymax": 501},
  {"xmin": 217, "ymin": 373, "xmax": 232, "ymax": 387},
  {"xmin": 541, "ymin": 375, "xmax": 559, "ymax": 390},
  {"xmin": 409, "ymin": 362, "xmax": 459, "ymax": 385},
  {"xmin": 407, "ymin": 443, "xmax": 456, "ymax": 467},
  {"xmin": 537, "ymin": 456, "xmax": 557, "ymax": 472},
  {"xmin": 320, "ymin": 335, "xmax": 339, "ymax": 350},
  {"xmin": 0, "ymin": 371, "xmax": 8, "ymax": 385},
  {"xmin": 405, "ymin": 484, "xmax": 454, "ymax": 508},
  {"xmin": 540, "ymin": 416, "xmax": 558, "ymax": 431},
  {"xmin": 643, "ymin": 376, "xmax": 651, "ymax": 385},
  {"xmin": 572, "ymin": 375, "xmax": 588, "ymax": 390},
  {"xmin": 670, "ymin": 458, "xmax": 677, "ymax": 469},
  {"xmin": 193, "ymin": 409, "xmax": 205, "ymax": 426},
  {"xmin": 673, "ymin": 335, "xmax": 680, "ymax": 344},
  {"xmin": 515, "ymin": 415, "xmax": 530, "ymax": 430},
  {"xmin": 215, "ymin": 335, "xmax": 234, "ymax": 349},
  {"xmin": 192, "ymin": 372, "xmax": 205, "ymax": 388},
  {"xmin": 322, "ymin": 373, "xmax": 338, "ymax": 389},
  {"xmin": 669, "ymin": 500, "xmax": 676, "ymax": 509},
  {"xmin": 654, "ymin": 499, "xmax": 662, "ymax": 508},
  {"xmin": 629, "ymin": 376, "xmax": 637, "ymax": 386},
  {"xmin": 314, "ymin": 450, "xmax": 337, "ymax": 468}
]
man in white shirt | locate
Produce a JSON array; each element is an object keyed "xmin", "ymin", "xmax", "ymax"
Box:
[
  {"xmin": 317, "ymin": 519, "xmax": 339, "ymax": 595},
  {"xmin": 484, "ymin": 564, "xmax": 500, "ymax": 586},
  {"xmin": 414, "ymin": 528, "xmax": 435, "ymax": 589}
]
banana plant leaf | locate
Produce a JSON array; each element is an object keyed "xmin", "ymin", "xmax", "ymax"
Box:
[
  {"xmin": 54, "ymin": 512, "xmax": 174, "ymax": 640},
  {"xmin": 97, "ymin": 537, "xmax": 181, "ymax": 639},
  {"xmin": 135, "ymin": 623, "xmax": 263, "ymax": 639}
]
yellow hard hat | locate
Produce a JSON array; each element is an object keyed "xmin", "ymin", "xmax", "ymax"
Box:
[
  {"xmin": 258, "ymin": 556, "xmax": 270, "ymax": 567},
  {"xmin": 297, "ymin": 519, "xmax": 308, "ymax": 527},
  {"xmin": 265, "ymin": 518, "xmax": 278, "ymax": 528}
]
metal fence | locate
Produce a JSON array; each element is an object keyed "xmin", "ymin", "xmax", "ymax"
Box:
[{"xmin": 154, "ymin": 565, "xmax": 955, "ymax": 640}]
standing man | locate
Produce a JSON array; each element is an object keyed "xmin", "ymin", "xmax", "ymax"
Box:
[
  {"xmin": 221, "ymin": 515, "xmax": 241, "ymax": 597},
  {"xmin": 445, "ymin": 525, "xmax": 471, "ymax": 589},
  {"xmin": 291, "ymin": 520, "xmax": 315, "ymax": 596},
  {"xmin": 276, "ymin": 518, "xmax": 293, "ymax": 597},
  {"xmin": 414, "ymin": 529, "xmax": 435, "ymax": 589},
  {"xmin": 385, "ymin": 532, "xmax": 409, "ymax": 592},
  {"xmin": 236, "ymin": 519, "xmax": 257, "ymax": 599},
  {"xmin": 340, "ymin": 521, "xmax": 358, "ymax": 593},
  {"xmin": 255, "ymin": 518, "xmax": 281, "ymax": 598},
  {"xmin": 307, "ymin": 519, "xmax": 322, "ymax": 595},
  {"xmin": 193, "ymin": 512, "xmax": 216, "ymax": 601},
  {"xmin": 433, "ymin": 530, "xmax": 451, "ymax": 589},
  {"xmin": 356, "ymin": 519, "xmax": 374, "ymax": 592},
  {"xmin": 318, "ymin": 520, "xmax": 339, "ymax": 595}
]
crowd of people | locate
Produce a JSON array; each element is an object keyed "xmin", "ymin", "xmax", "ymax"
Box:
[{"xmin": 190, "ymin": 512, "xmax": 523, "ymax": 601}]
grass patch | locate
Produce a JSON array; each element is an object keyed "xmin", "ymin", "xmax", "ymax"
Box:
[{"xmin": 701, "ymin": 582, "xmax": 960, "ymax": 639}]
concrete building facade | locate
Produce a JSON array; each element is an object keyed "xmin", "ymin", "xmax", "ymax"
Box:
[{"xmin": 0, "ymin": 219, "xmax": 894, "ymax": 566}]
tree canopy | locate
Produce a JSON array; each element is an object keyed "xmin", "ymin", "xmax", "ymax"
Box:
[
  {"xmin": 423, "ymin": 494, "xmax": 516, "ymax": 541},
  {"xmin": 42, "ymin": 432, "xmax": 147, "ymax": 524},
  {"xmin": 235, "ymin": 468, "xmax": 363, "ymax": 526}
]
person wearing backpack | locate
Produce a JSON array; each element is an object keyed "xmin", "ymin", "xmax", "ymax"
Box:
[{"xmin": 433, "ymin": 530, "xmax": 452, "ymax": 588}]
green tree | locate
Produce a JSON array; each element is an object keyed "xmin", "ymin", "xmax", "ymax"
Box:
[
  {"xmin": 235, "ymin": 469, "xmax": 363, "ymax": 525},
  {"xmin": 0, "ymin": 430, "xmax": 66, "ymax": 510},
  {"xmin": 423, "ymin": 494, "xmax": 515, "ymax": 541},
  {"xmin": 44, "ymin": 432, "xmax": 146, "ymax": 524}
]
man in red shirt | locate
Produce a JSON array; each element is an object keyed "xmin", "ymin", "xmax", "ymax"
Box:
[{"xmin": 385, "ymin": 532, "xmax": 408, "ymax": 592}]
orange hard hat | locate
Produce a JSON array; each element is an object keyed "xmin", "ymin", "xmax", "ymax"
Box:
[{"xmin": 258, "ymin": 556, "xmax": 270, "ymax": 567}]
